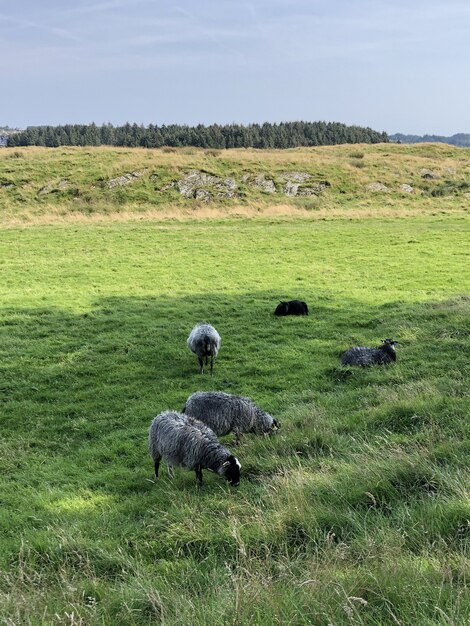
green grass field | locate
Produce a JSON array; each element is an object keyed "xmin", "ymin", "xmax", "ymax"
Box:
[{"xmin": 1, "ymin": 147, "xmax": 470, "ymax": 625}]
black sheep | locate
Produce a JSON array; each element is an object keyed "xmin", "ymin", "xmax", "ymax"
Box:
[{"xmin": 274, "ymin": 300, "xmax": 309, "ymax": 316}]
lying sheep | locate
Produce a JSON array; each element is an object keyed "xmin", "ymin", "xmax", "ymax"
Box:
[
  {"xmin": 187, "ymin": 323, "xmax": 221, "ymax": 375},
  {"xmin": 183, "ymin": 391, "xmax": 280, "ymax": 444},
  {"xmin": 149, "ymin": 411, "xmax": 241, "ymax": 487},
  {"xmin": 274, "ymin": 300, "xmax": 309, "ymax": 316},
  {"xmin": 341, "ymin": 338, "xmax": 398, "ymax": 367}
]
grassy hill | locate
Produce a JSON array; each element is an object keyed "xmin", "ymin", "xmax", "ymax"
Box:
[
  {"xmin": 0, "ymin": 146, "xmax": 469, "ymax": 625},
  {"xmin": 1, "ymin": 143, "xmax": 470, "ymax": 226}
]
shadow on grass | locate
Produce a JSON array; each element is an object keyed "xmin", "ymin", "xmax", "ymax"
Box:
[{"xmin": 1, "ymin": 290, "xmax": 468, "ymax": 438}]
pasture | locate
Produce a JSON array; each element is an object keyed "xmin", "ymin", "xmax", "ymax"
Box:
[{"xmin": 1, "ymin": 147, "xmax": 470, "ymax": 625}]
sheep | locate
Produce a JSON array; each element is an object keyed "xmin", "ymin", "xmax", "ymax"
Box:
[
  {"xmin": 274, "ymin": 300, "xmax": 309, "ymax": 316},
  {"xmin": 187, "ymin": 323, "xmax": 221, "ymax": 375},
  {"xmin": 149, "ymin": 411, "xmax": 241, "ymax": 487},
  {"xmin": 341, "ymin": 338, "xmax": 398, "ymax": 367},
  {"xmin": 183, "ymin": 391, "xmax": 280, "ymax": 444}
]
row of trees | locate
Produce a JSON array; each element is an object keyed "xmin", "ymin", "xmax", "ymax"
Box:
[{"xmin": 7, "ymin": 121, "xmax": 388, "ymax": 149}]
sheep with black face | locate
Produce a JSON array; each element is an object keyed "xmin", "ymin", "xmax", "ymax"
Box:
[
  {"xmin": 149, "ymin": 411, "xmax": 241, "ymax": 487},
  {"xmin": 183, "ymin": 391, "xmax": 280, "ymax": 444},
  {"xmin": 341, "ymin": 338, "xmax": 398, "ymax": 367},
  {"xmin": 274, "ymin": 300, "xmax": 309, "ymax": 316},
  {"xmin": 187, "ymin": 323, "xmax": 221, "ymax": 375}
]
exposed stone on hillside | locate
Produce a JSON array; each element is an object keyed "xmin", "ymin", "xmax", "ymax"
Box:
[
  {"xmin": 280, "ymin": 171, "xmax": 330, "ymax": 197},
  {"xmin": 0, "ymin": 181, "xmax": 15, "ymax": 189},
  {"xmin": 420, "ymin": 168, "xmax": 440, "ymax": 180},
  {"xmin": 242, "ymin": 173, "xmax": 276, "ymax": 193},
  {"xmin": 400, "ymin": 184, "xmax": 414, "ymax": 193},
  {"xmin": 366, "ymin": 182, "xmax": 390, "ymax": 192},
  {"xmin": 38, "ymin": 179, "xmax": 69, "ymax": 195},
  {"xmin": 281, "ymin": 172, "xmax": 311, "ymax": 182},
  {"xmin": 176, "ymin": 170, "xmax": 237, "ymax": 201},
  {"xmin": 107, "ymin": 171, "xmax": 144, "ymax": 189}
]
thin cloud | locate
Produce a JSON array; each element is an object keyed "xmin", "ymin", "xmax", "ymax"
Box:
[
  {"xmin": 0, "ymin": 12, "xmax": 83, "ymax": 42},
  {"xmin": 60, "ymin": 0, "xmax": 154, "ymax": 17}
]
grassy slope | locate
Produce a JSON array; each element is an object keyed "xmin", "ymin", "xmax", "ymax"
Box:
[
  {"xmin": 1, "ymin": 211, "xmax": 469, "ymax": 625},
  {"xmin": 1, "ymin": 144, "xmax": 470, "ymax": 225}
]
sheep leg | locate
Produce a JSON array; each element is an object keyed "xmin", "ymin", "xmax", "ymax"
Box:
[
  {"xmin": 198, "ymin": 356, "xmax": 204, "ymax": 374},
  {"xmin": 234, "ymin": 431, "xmax": 241, "ymax": 446},
  {"xmin": 210, "ymin": 355, "xmax": 214, "ymax": 376},
  {"xmin": 154, "ymin": 454, "xmax": 162, "ymax": 480},
  {"xmin": 195, "ymin": 465, "xmax": 203, "ymax": 487},
  {"xmin": 168, "ymin": 465, "xmax": 175, "ymax": 479}
]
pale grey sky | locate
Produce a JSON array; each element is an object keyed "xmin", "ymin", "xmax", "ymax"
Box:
[{"xmin": 1, "ymin": 0, "xmax": 469, "ymax": 134}]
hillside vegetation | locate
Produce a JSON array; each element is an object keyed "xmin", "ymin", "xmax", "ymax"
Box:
[
  {"xmin": 1, "ymin": 143, "xmax": 470, "ymax": 226},
  {"xmin": 0, "ymin": 145, "xmax": 469, "ymax": 625}
]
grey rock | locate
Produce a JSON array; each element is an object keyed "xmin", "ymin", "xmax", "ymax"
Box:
[
  {"xmin": 242, "ymin": 173, "xmax": 276, "ymax": 193},
  {"xmin": 420, "ymin": 169, "xmax": 440, "ymax": 180},
  {"xmin": 280, "ymin": 172, "xmax": 329, "ymax": 196},
  {"xmin": 38, "ymin": 184, "xmax": 54, "ymax": 195},
  {"xmin": 195, "ymin": 188, "xmax": 211, "ymax": 202},
  {"xmin": 176, "ymin": 170, "xmax": 237, "ymax": 200},
  {"xmin": 280, "ymin": 171, "xmax": 311, "ymax": 183},
  {"xmin": 400, "ymin": 184, "xmax": 414, "ymax": 193},
  {"xmin": 107, "ymin": 171, "xmax": 144, "ymax": 189},
  {"xmin": 366, "ymin": 182, "xmax": 390, "ymax": 192},
  {"xmin": 283, "ymin": 180, "xmax": 301, "ymax": 196}
]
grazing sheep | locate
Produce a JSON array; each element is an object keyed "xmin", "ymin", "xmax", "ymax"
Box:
[
  {"xmin": 187, "ymin": 323, "xmax": 221, "ymax": 375},
  {"xmin": 274, "ymin": 300, "xmax": 309, "ymax": 316},
  {"xmin": 183, "ymin": 391, "xmax": 280, "ymax": 444},
  {"xmin": 341, "ymin": 338, "xmax": 398, "ymax": 367},
  {"xmin": 149, "ymin": 411, "xmax": 241, "ymax": 487}
]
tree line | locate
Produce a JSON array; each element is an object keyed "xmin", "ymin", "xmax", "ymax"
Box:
[{"xmin": 7, "ymin": 121, "xmax": 388, "ymax": 149}]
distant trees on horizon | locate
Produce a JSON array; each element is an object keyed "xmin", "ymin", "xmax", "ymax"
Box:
[{"xmin": 7, "ymin": 121, "xmax": 388, "ymax": 149}]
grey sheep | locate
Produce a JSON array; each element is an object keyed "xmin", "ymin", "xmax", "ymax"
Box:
[
  {"xmin": 183, "ymin": 391, "xmax": 280, "ymax": 444},
  {"xmin": 149, "ymin": 410, "xmax": 241, "ymax": 487},
  {"xmin": 187, "ymin": 323, "xmax": 221, "ymax": 375},
  {"xmin": 341, "ymin": 338, "xmax": 398, "ymax": 367}
]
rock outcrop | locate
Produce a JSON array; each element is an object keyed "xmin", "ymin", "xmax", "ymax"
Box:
[
  {"xmin": 400, "ymin": 184, "xmax": 414, "ymax": 193},
  {"xmin": 366, "ymin": 182, "xmax": 390, "ymax": 192},
  {"xmin": 107, "ymin": 171, "xmax": 144, "ymax": 189},
  {"xmin": 241, "ymin": 173, "xmax": 276, "ymax": 193},
  {"xmin": 175, "ymin": 170, "xmax": 237, "ymax": 201},
  {"xmin": 420, "ymin": 169, "xmax": 440, "ymax": 180},
  {"xmin": 280, "ymin": 172, "xmax": 330, "ymax": 197}
]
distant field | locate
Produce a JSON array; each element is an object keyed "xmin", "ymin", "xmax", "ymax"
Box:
[
  {"xmin": 1, "ymin": 211, "xmax": 469, "ymax": 624},
  {"xmin": 1, "ymin": 143, "xmax": 470, "ymax": 225}
]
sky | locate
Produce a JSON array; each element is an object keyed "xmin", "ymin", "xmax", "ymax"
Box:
[{"xmin": 1, "ymin": 0, "xmax": 469, "ymax": 135}]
